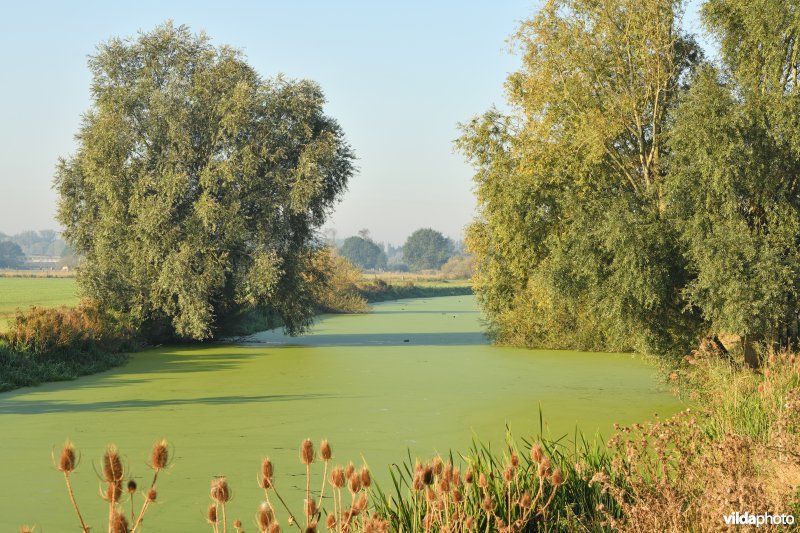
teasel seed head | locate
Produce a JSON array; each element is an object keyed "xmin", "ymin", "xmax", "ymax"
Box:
[
  {"xmin": 104, "ymin": 481, "xmax": 123, "ymax": 502},
  {"xmin": 503, "ymin": 465, "xmax": 514, "ymax": 483},
  {"xmin": 301, "ymin": 439, "xmax": 314, "ymax": 466},
  {"xmin": 412, "ymin": 473, "xmax": 424, "ymax": 491},
  {"xmin": 443, "ymin": 463, "xmax": 453, "ymax": 482},
  {"xmin": 482, "ymin": 496, "xmax": 494, "ymax": 512},
  {"xmin": 320, "ymin": 439, "xmax": 331, "ymax": 461},
  {"xmin": 531, "ymin": 443, "xmax": 543, "ymax": 464},
  {"xmin": 520, "ymin": 491, "xmax": 532, "ymax": 509},
  {"xmin": 477, "ymin": 473, "xmax": 488, "ymax": 489},
  {"xmin": 345, "ymin": 462, "xmax": 355, "ymax": 478},
  {"xmin": 422, "ymin": 465, "xmax": 434, "ymax": 485},
  {"xmin": 211, "ymin": 477, "xmax": 231, "ymax": 503},
  {"xmin": 465, "ymin": 467, "xmax": 474, "ymax": 485},
  {"xmin": 19, "ymin": 526, "xmax": 34, "ymax": 533},
  {"xmin": 58, "ymin": 441, "xmax": 77, "ymax": 473},
  {"xmin": 432, "ymin": 456, "xmax": 443, "ymax": 476},
  {"xmin": 453, "ymin": 489, "xmax": 464, "ymax": 503},
  {"xmin": 127, "ymin": 479, "xmax": 137, "ymax": 493},
  {"xmin": 326, "ymin": 512, "xmax": 336, "ymax": 529},
  {"xmin": 305, "ymin": 498, "xmax": 317, "ymax": 517},
  {"xmin": 360, "ymin": 467, "xmax": 371, "ymax": 488},
  {"xmin": 465, "ymin": 516, "xmax": 476, "ymax": 530},
  {"xmin": 151, "ymin": 439, "xmax": 168, "ymax": 470},
  {"xmin": 269, "ymin": 523, "xmax": 281, "ymax": 533},
  {"xmin": 357, "ymin": 493, "xmax": 368, "ymax": 512},
  {"xmin": 425, "ymin": 488, "xmax": 436, "ymax": 503},
  {"xmin": 259, "ymin": 502, "xmax": 273, "ymax": 530},
  {"xmin": 510, "ymin": 452, "xmax": 519, "ymax": 469},
  {"xmin": 331, "ymin": 467, "xmax": 346, "ymax": 488},
  {"xmin": 551, "ymin": 468, "xmax": 564, "ymax": 486},
  {"xmin": 147, "ymin": 488, "xmax": 157, "ymax": 502},
  {"xmin": 111, "ymin": 509, "xmax": 129, "ymax": 533},
  {"xmin": 103, "ymin": 446, "xmax": 124, "ymax": 483},
  {"xmin": 305, "ymin": 525, "xmax": 317, "ymax": 533},
  {"xmin": 208, "ymin": 504, "xmax": 218, "ymax": 524},
  {"xmin": 348, "ymin": 473, "xmax": 362, "ymax": 494},
  {"xmin": 438, "ymin": 478, "xmax": 450, "ymax": 493},
  {"xmin": 452, "ymin": 467, "xmax": 461, "ymax": 486}
]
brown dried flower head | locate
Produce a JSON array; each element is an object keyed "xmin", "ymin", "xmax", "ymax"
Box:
[
  {"xmin": 464, "ymin": 467, "xmax": 474, "ymax": 485},
  {"xmin": 211, "ymin": 477, "xmax": 231, "ymax": 503},
  {"xmin": 147, "ymin": 488, "xmax": 157, "ymax": 502},
  {"xmin": 58, "ymin": 441, "xmax": 77, "ymax": 473},
  {"xmin": 422, "ymin": 465, "xmax": 434, "ymax": 485},
  {"xmin": 208, "ymin": 504, "xmax": 218, "ymax": 524},
  {"xmin": 111, "ymin": 510, "xmax": 129, "ymax": 533},
  {"xmin": 360, "ymin": 467, "xmax": 371, "ymax": 488},
  {"xmin": 301, "ymin": 439, "xmax": 315, "ymax": 466},
  {"xmin": 345, "ymin": 462, "xmax": 355, "ymax": 478},
  {"xmin": 530, "ymin": 443, "xmax": 543, "ymax": 464},
  {"xmin": 259, "ymin": 502, "xmax": 273, "ymax": 530},
  {"xmin": 326, "ymin": 512, "xmax": 336, "ymax": 529},
  {"xmin": 320, "ymin": 439, "xmax": 332, "ymax": 461},
  {"xmin": 551, "ymin": 468, "xmax": 564, "ymax": 486},
  {"xmin": 151, "ymin": 439, "xmax": 168, "ymax": 470},
  {"xmin": 477, "ymin": 473, "xmax": 488, "ymax": 489},
  {"xmin": 103, "ymin": 446, "xmax": 124, "ymax": 483},
  {"xmin": 349, "ymin": 473, "xmax": 362, "ymax": 494},
  {"xmin": 432, "ymin": 456, "xmax": 443, "ymax": 476},
  {"xmin": 331, "ymin": 467, "xmax": 346, "ymax": 488},
  {"xmin": 127, "ymin": 479, "xmax": 137, "ymax": 493}
]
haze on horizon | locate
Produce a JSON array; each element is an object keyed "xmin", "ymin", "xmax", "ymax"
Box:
[{"xmin": 0, "ymin": 0, "xmax": 707, "ymax": 246}]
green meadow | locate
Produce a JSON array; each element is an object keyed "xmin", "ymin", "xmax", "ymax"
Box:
[
  {"xmin": 0, "ymin": 277, "xmax": 78, "ymax": 331},
  {"xmin": 0, "ymin": 295, "xmax": 680, "ymax": 530}
]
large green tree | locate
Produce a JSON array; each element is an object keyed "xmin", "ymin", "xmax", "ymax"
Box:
[
  {"xmin": 458, "ymin": 0, "xmax": 701, "ymax": 355},
  {"xmin": 0, "ymin": 241, "xmax": 25, "ymax": 268},
  {"xmin": 339, "ymin": 235, "xmax": 387, "ymax": 270},
  {"xmin": 667, "ymin": 0, "xmax": 800, "ymax": 366},
  {"xmin": 55, "ymin": 23, "xmax": 354, "ymax": 340},
  {"xmin": 403, "ymin": 228, "xmax": 454, "ymax": 271}
]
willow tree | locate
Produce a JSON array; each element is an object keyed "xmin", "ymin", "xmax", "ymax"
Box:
[
  {"xmin": 458, "ymin": 0, "xmax": 701, "ymax": 355},
  {"xmin": 55, "ymin": 23, "xmax": 354, "ymax": 340},
  {"xmin": 667, "ymin": 0, "xmax": 800, "ymax": 366}
]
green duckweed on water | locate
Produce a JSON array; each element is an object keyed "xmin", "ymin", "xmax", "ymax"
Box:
[{"xmin": 0, "ymin": 295, "xmax": 682, "ymax": 530}]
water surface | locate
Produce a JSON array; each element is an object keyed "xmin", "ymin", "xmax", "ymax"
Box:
[{"xmin": 0, "ymin": 295, "xmax": 681, "ymax": 530}]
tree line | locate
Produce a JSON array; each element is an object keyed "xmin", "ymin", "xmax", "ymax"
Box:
[
  {"xmin": 459, "ymin": 0, "xmax": 800, "ymax": 365},
  {"xmin": 336, "ymin": 227, "xmax": 460, "ymax": 272}
]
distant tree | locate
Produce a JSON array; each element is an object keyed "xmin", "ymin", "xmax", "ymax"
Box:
[
  {"xmin": 54, "ymin": 23, "xmax": 354, "ymax": 340},
  {"xmin": 441, "ymin": 254, "xmax": 474, "ymax": 279},
  {"xmin": 0, "ymin": 241, "xmax": 25, "ymax": 268},
  {"xmin": 339, "ymin": 235, "xmax": 387, "ymax": 270},
  {"xmin": 403, "ymin": 228, "xmax": 454, "ymax": 271}
]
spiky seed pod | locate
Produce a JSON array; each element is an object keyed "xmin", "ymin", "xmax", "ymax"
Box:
[
  {"xmin": 330, "ymin": 467, "xmax": 345, "ymax": 488},
  {"xmin": 425, "ymin": 488, "xmax": 436, "ymax": 503},
  {"xmin": 520, "ymin": 491, "xmax": 532, "ymax": 509},
  {"xmin": 151, "ymin": 440, "xmax": 168, "ymax": 470},
  {"xmin": 58, "ymin": 441, "xmax": 76, "ymax": 473},
  {"xmin": 211, "ymin": 477, "xmax": 231, "ymax": 503},
  {"xmin": 422, "ymin": 465, "xmax": 434, "ymax": 485},
  {"xmin": 105, "ymin": 481, "xmax": 123, "ymax": 502},
  {"xmin": 326, "ymin": 513, "xmax": 336, "ymax": 529},
  {"xmin": 259, "ymin": 502, "xmax": 273, "ymax": 530},
  {"xmin": 127, "ymin": 479, "xmax": 137, "ymax": 493},
  {"xmin": 345, "ymin": 462, "xmax": 355, "ymax": 478},
  {"xmin": 531, "ymin": 443, "xmax": 543, "ymax": 464},
  {"xmin": 477, "ymin": 473, "xmax": 488, "ymax": 489},
  {"xmin": 432, "ymin": 456, "xmax": 443, "ymax": 476},
  {"xmin": 19, "ymin": 526, "xmax": 34, "ymax": 533},
  {"xmin": 320, "ymin": 440, "xmax": 331, "ymax": 461},
  {"xmin": 356, "ymin": 493, "xmax": 368, "ymax": 512},
  {"xmin": 414, "ymin": 461, "xmax": 423, "ymax": 474},
  {"xmin": 262, "ymin": 458, "xmax": 274, "ymax": 480},
  {"xmin": 234, "ymin": 519, "xmax": 242, "ymax": 529},
  {"xmin": 269, "ymin": 524, "xmax": 281, "ymax": 533},
  {"xmin": 452, "ymin": 467, "xmax": 461, "ymax": 486},
  {"xmin": 443, "ymin": 463, "xmax": 453, "ymax": 482},
  {"xmin": 208, "ymin": 504, "xmax": 218, "ymax": 524},
  {"xmin": 348, "ymin": 473, "xmax": 362, "ymax": 494},
  {"xmin": 438, "ymin": 478, "xmax": 450, "ymax": 493},
  {"xmin": 301, "ymin": 439, "xmax": 315, "ymax": 466},
  {"xmin": 464, "ymin": 467, "xmax": 474, "ymax": 485},
  {"xmin": 147, "ymin": 488, "xmax": 157, "ymax": 502},
  {"xmin": 503, "ymin": 465, "xmax": 514, "ymax": 483},
  {"xmin": 537, "ymin": 462, "xmax": 550, "ymax": 479},
  {"xmin": 305, "ymin": 498, "xmax": 317, "ymax": 517},
  {"xmin": 111, "ymin": 510, "xmax": 129, "ymax": 533},
  {"xmin": 360, "ymin": 467, "xmax": 371, "ymax": 488},
  {"xmin": 551, "ymin": 468, "xmax": 564, "ymax": 486},
  {"xmin": 453, "ymin": 489, "xmax": 464, "ymax": 503},
  {"xmin": 510, "ymin": 453, "xmax": 519, "ymax": 469},
  {"xmin": 103, "ymin": 446, "xmax": 124, "ymax": 483},
  {"xmin": 412, "ymin": 473, "xmax": 424, "ymax": 491},
  {"xmin": 306, "ymin": 525, "xmax": 317, "ymax": 533},
  {"xmin": 482, "ymin": 496, "xmax": 494, "ymax": 512},
  {"xmin": 465, "ymin": 516, "xmax": 476, "ymax": 530}
]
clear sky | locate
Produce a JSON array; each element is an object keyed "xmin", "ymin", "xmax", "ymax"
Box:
[{"xmin": 0, "ymin": 0, "xmax": 706, "ymax": 246}]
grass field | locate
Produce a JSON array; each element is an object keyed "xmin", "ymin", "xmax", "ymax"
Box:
[{"xmin": 0, "ymin": 277, "xmax": 78, "ymax": 331}]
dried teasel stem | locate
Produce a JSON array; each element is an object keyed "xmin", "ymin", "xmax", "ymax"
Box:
[
  {"xmin": 131, "ymin": 439, "xmax": 168, "ymax": 533},
  {"xmin": 55, "ymin": 441, "xmax": 89, "ymax": 533},
  {"xmin": 300, "ymin": 439, "xmax": 314, "ymax": 527},
  {"xmin": 103, "ymin": 446, "xmax": 124, "ymax": 533},
  {"xmin": 317, "ymin": 439, "xmax": 331, "ymax": 522}
]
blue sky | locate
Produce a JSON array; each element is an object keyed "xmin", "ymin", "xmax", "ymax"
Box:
[{"xmin": 0, "ymin": 0, "xmax": 706, "ymax": 246}]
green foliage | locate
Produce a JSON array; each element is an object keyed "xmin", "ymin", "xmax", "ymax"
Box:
[
  {"xmin": 338, "ymin": 235, "xmax": 387, "ymax": 270},
  {"xmin": 0, "ymin": 241, "xmax": 25, "ymax": 268},
  {"xmin": 458, "ymin": 0, "xmax": 702, "ymax": 356},
  {"xmin": 311, "ymin": 247, "xmax": 368, "ymax": 313},
  {"xmin": 440, "ymin": 254, "xmax": 474, "ymax": 279},
  {"xmin": 667, "ymin": 2, "xmax": 800, "ymax": 349},
  {"xmin": 54, "ymin": 22, "xmax": 354, "ymax": 341},
  {"xmin": 402, "ymin": 228, "xmax": 454, "ymax": 271}
]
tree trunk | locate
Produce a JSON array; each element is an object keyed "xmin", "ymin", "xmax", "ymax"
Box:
[{"xmin": 741, "ymin": 334, "xmax": 761, "ymax": 369}]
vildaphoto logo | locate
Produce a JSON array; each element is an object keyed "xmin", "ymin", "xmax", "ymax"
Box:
[{"xmin": 723, "ymin": 512, "xmax": 795, "ymax": 527}]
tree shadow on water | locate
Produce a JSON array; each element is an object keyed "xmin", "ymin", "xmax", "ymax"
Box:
[
  {"xmin": 0, "ymin": 392, "xmax": 340, "ymax": 415},
  {"xmin": 244, "ymin": 331, "xmax": 489, "ymax": 347}
]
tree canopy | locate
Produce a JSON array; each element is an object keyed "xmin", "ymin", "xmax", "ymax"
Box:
[
  {"xmin": 0, "ymin": 241, "xmax": 25, "ymax": 268},
  {"xmin": 403, "ymin": 228, "xmax": 454, "ymax": 271},
  {"xmin": 55, "ymin": 23, "xmax": 354, "ymax": 340},
  {"xmin": 339, "ymin": 235, "xmax": 387, "ymax": 270}
]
